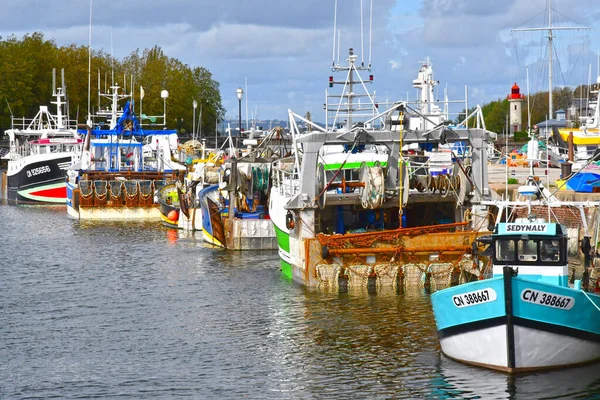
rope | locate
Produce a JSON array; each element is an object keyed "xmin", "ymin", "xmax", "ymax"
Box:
[{"xmin": 581, "ymin": 290, "xmax": 600, "ymax": 313}]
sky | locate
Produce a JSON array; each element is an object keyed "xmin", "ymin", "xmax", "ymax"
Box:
[{"xmin": 1, "ymin": 0, "xmax": 600, "ymax": 124}]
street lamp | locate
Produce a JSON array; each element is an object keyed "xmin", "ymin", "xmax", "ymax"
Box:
[
  {"xmin": 161, "ymin": 90, "xmax": 169, "ymax": 126},
  {"xmin": 193, "ymin": 99, "xmax": 198, "ymax": 141},
  {"xmin": 236, "ymin": 87, "xmax": 243, "ymax": 150}
]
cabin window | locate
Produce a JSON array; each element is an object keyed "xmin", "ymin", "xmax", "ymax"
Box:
[
  {"xmin": 518, "ymin": 239, "xmax": 537, "ymax": 261},
  {"xmin": 496, "ymin": 239, "xmax": 516, "ymax": 261},
  {"xmin": 540, "ymin": 239, "xmax": 560, "ymax": 262}
]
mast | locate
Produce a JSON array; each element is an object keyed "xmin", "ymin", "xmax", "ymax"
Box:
[
  {"xmin": 548, "ymin": 0, "xmax": 553, "ymax": 119},
  {"xmin": 87, "ymin": 0, "xmax": 93, "ymax": 126},
  {"xmin": 512, "ymin": 0, "xmax": 589, "ymax": 120}
]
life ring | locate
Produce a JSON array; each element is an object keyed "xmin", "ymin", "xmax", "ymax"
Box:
[{"xmin": 285, "ymin": 210, "xmax": 295, "ymax": 230}]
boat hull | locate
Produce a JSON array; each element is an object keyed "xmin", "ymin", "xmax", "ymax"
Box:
[
  {"xmin": 432, "ymin": 271, "xmax": 600, "ymax": 372},
  {"xmin": 7, "ymin": 154, "xmax": 73, "ymax": 204}
]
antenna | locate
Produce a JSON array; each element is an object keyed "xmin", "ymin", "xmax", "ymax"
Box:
[
  {"xmin": 332, "ymin": 0, "xmax": 338, "ymax": 67},
  {"xmin": 110, "ymin": 29, "xmax": 114, "ymax": 86},
  {"xmin": 61, "ymin": 68, "xmax": 66, "ymax": 94},
  {"xmin": 97, "ymin": 68, "xmax": 100, "ymax": 109},
  {"xmin": 527, "ymin": 67, "xmax": 531, "ymax": 132},
  {"xmin": 52, "ymin": 68, "xmax": 56, "ymax": 96},
  {"xmin": 245, "ymin": 77, "xmax": 248, "ymax": 131},
  {"xmin": 337, "ymin": 29, "xmax": 341, "ymax": 66},
  {"xmin": 368, "ymin": 0, "xmax": 373, "ymax": 67},
  {"xmin": 360, "ymin": 0, "xmax": 364, "ymax": 66}
]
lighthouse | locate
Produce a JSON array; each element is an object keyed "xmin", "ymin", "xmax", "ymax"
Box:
[{"xmin": 507, "ymin": 83, "xmax": 525, "ymax": 134}]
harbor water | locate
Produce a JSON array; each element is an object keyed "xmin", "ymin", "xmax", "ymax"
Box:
[{"xmin": 1, "ymin": 205, "xmax": 599, "ymax": 399}]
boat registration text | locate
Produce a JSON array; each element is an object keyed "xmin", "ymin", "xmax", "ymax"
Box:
[
  {"xmin": 452, "ymin": 288, "xmax": 497, "ymax": 308},
  {"xmin": 521, "ymin": 289, "xmax": 575, "ymax": 310}
]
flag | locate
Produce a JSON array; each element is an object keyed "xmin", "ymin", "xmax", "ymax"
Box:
[{"xmin": 140, "ymin": 86, "xmax": 145, "ymax": 100}]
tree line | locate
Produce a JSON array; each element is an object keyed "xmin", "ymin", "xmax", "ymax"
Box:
[{"xmin": 0, "ymin": 32, "xmax": 224, "ymax": 137}]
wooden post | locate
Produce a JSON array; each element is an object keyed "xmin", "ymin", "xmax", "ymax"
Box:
[
  {"xmin": 568, "ymin": 131, "xmax": 574, "ymax": 162},
  {"xmin": 1, "ymin": 171, "xmax": 6, "ymax": 200}
]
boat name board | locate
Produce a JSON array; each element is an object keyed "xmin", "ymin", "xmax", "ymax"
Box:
[
  {"xmin": 506, "ymin": 224, "xmax": 546, "ymax": 232},
  {"xmin": 521, "ymin": 289, "xmax": 574, "ymax": 310},
  {"xmin": 452, "ymin": 288, "xmax": 497, "ymax": 308},
  {"xmin": 498, "ymin": 223, "xmax": 556, "ymax": 235},
  {"xmin": 26, "ymin": 165, "xmax": 51, "ymax": 178}
]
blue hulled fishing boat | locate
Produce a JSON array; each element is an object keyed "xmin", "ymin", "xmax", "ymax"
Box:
[{"xmin": 431, "ymin": 178, "xmax": 600, "ymax": 372}]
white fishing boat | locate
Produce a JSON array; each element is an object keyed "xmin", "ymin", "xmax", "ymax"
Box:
[
  {"xmin": 268, "ymin": 4, "xmax": 498, "ymax": 291},
  {"xmin": 1, "ymin": 69, "xmax": 82, "ymax": 204},
  {"xmin": 66, "ymin": 84, "xmax": 185, "ymax": 220}
]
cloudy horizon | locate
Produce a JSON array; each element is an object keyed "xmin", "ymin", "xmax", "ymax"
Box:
[{"xmin": 1, "ymin": 0, "xmax": 599, "ymax": 124}]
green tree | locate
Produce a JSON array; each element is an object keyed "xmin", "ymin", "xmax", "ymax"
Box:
[{"xmin": 0, "ymin": 34, "xmax": 224, "ymax": 137}]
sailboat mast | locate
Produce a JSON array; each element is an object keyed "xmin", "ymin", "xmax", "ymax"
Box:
[
  {"xmin": 512, "ymin": 0, "xmax": 588, "ymax": 123},
  {"xmin": 87, "ymin": 0, "xmax": 92, "ymax": 126},
  {"xmin": 548, "ymin": 0, "xmax": 553, "ymax": 120}
]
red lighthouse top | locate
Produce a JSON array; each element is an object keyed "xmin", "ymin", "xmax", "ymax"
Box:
[{"xmin": 508, "ymin": 83, "xmax": 525, "ymax": 100}]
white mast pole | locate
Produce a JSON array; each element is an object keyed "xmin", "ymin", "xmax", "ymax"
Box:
[
  {"xmin": 245, "ymin": 77, "xmax": 248, "ymax": 131},
  {"xmin": 369, "ymin": 0, "xmax": 372, "ymax": 66},
  {"xmin": 527, "ymin": 67, "xmax": 531, "ymax": 132},
  {"xmin": 332, "ymin": 0, "xmax": 337, "ymax": 67},
  {"xmin": 360, "ymin": 0, "xmax": 364, "ymax": 66},
  {"xmin": 337, "ymin": 29, "xmax": 341, "ymax": 66},
  {"xmin": 87, "ymin": 0, "xmax": 92, "ymax": 126},
  {"xmin": 512, "ymin": 0, "xmax": 588, "ymax": 129},
  {"xmin": 548, "ymin": 0, "xmax": 553, "ymax": 120}
]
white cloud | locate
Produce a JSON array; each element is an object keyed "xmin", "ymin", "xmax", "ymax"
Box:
[{"xmin": 0, "ymin": 0, "xmax": 599, "ymax": 122}]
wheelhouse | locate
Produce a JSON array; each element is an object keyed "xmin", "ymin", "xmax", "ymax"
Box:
[{"xmin": 491, "ymin": 222, "xmax": 569, "ymax": 286}]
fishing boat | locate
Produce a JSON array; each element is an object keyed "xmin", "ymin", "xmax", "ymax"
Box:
[
  {"xmin": 157, "ymin": 183, "xmax": 182, "ymax": 228},
  {"xmin": 1, "ymin": 69, "xmax": 82, "ymax": 204},
  {"xmin": 269, "ymin": 40, "xmax": 498, "ymax": 291},
  {"xmin": 430, "ymin": 173, "xmax": 600, "ymax": 372},
  {"xmin": 198, "ymin": 155, "xmax": 276, "ymax": 250},
  {"xmin": 66, "ymin": 84, "xmax": 185, "ymax": 220}
]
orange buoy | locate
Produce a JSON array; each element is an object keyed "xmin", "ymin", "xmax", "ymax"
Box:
[{"xmin": 168, "ymin": 209, "xmax": 179, "ymax": 222}]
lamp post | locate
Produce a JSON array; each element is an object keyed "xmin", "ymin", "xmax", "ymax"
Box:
[
  {"xmin": 161, "ymin": 90, "xmax": 169, "ymax": 126},
  {"xmin": 193, "ymin": 99, "xmax": 198, "ymax": 141},
  {"xmin": 236, "ymin": 87, "xmax": 243, "ymax": 151}
]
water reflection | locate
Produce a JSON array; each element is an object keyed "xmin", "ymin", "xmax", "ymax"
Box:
[
  {"xmin": 1, "ymin": 204, "xmax": 599, "ymax": 399},
  {"xmin": 432, "ymin": 356, "xmax": 600, "ymax": 399}
]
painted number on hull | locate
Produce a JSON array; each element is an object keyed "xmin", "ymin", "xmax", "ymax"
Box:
[
  {"xmin": 453, "ymin": 288, "xmax": 497, "ymax": 308},
  {"xmin": 521, "ymin": 289, "xmax": 575, "ymax": 310},
  {"xmin": 26, "ymin": 165, "xmax": 51, "ymax": 178}
]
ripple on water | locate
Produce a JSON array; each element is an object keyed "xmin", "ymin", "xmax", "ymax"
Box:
[{"xmin": 1, "ymin": 205, "xmax": 600, "ymax": 399}]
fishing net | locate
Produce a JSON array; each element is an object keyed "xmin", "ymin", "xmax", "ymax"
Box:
[
  {"xmin": 79, "ymin": 180, "xmax": 93, "ymax": 207},
  {"xmin": 139, "ymin": 180, "xmax": 153, "ymax": 206},
  {"xmin": 125, "ymin": 180, "xmax": 139, "ymax": 206},
  {"xmin": 109, "ymin": 180, "xmax": 123, "ymax": 205},
  {"xmin": 79, "ymin": 180, "xmax": 92, "ymax": 198},
  {"xmin": 93, "ymin": 180, "xmax": 108, "ymax": 206}
]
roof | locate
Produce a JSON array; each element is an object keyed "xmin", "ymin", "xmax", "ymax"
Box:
[{"xmin": 534, "ymin": 119, "xmax": 567, "ymax": 128}]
